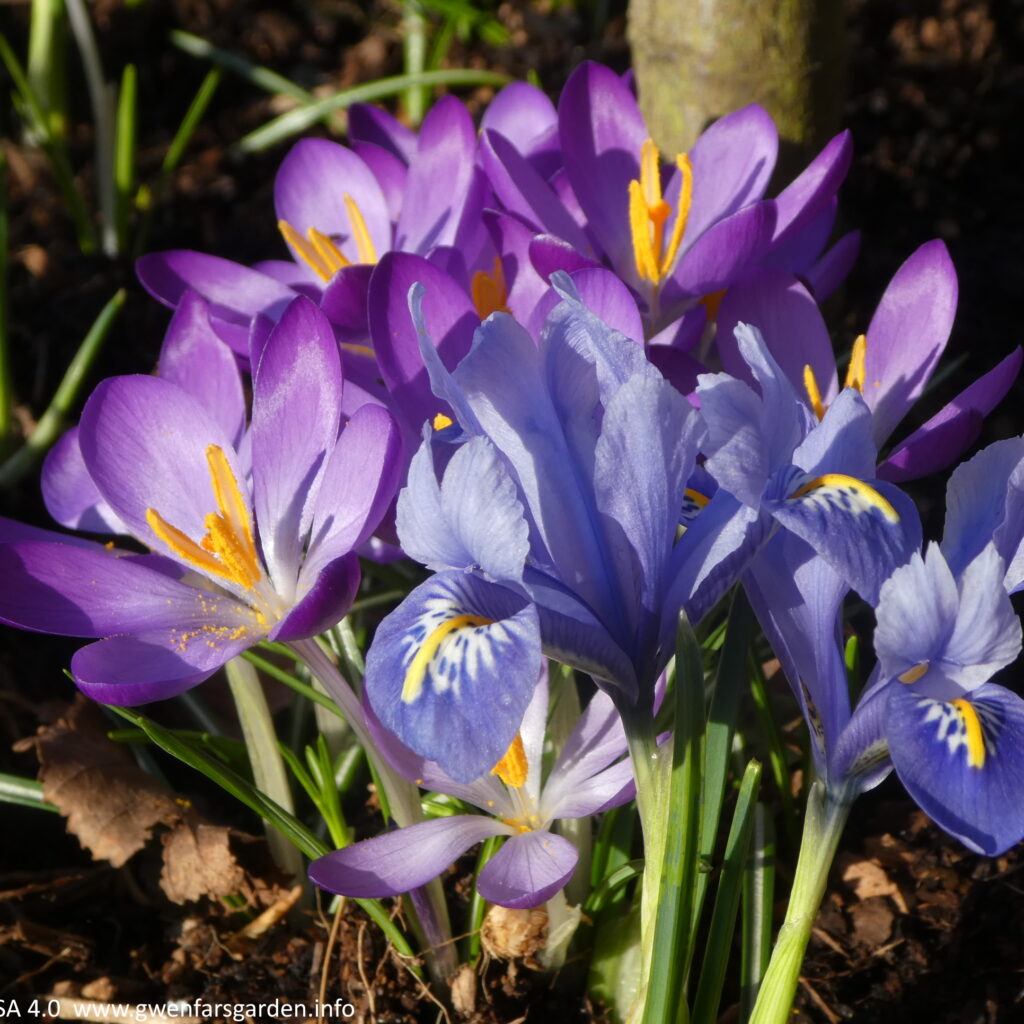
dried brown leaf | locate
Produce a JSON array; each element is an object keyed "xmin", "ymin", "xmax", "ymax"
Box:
[
  {"xmin": 159, "ymin": 821, "xmax": 246, "ymax": 905},
  {"xmin": 839, "ymin": 854, "xmax": 910, "ymax": 913},
  {"xmin": 21, "ymin": 696, "xmax": 182, "ymax": 867}
]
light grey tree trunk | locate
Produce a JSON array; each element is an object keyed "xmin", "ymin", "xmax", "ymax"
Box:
[{"xmin": 627, "ymin": 0, "xmax": 847, "ymax": 173}]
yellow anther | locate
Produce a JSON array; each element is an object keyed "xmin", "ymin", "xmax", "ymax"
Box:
[
  {"xmin": 804, "ymin": 364, "xmax": 827, "ymax": 421},
  {"xmin": 402, "ymin": 613, "xmax": 496, "ymax": 703},
  {"xmin": 844, "ymin": 334, "xmax": 867, "ymax": 392},
  {"xmin": 343, "ymin": 194, "xmax": 378, "ymax": 265},
  {"xmin": 491, "ymin": 732, "xmax": 528, "ymax": 789},
  {"xmin": 951, "ymin": 698, "xmax": 987, "ymax": 768},
  {"xmin": 471, "ymin": 257, "xmax": 510, "ymax": 319},
  {"xmin": 700, "ymin": 288, "xmax": 725, "ymax": 321},
  {"xmin": 898, "ymin": 663, "xmax": 929, "ymax": 684},
  {"xmin": 306, "ymin": 226, "xmax": 350, "ymax": 277},
  {"xmin": 146, "ymin": 445, "xmax": 263, "ymax": 591},
  {"xmin": 433, "ymin": 413, "xmax": 453, "ymax": 431},
  {"xmin": 278, "ymin": 220, "xmax": 333, "ymax": 282},
  {"xmin": 787, "ymin": 472, "xmax": 900, "ymax": 523},
  {"xmin": 629, "ymin": 140, "xmax": 692, "ymax": 288}
]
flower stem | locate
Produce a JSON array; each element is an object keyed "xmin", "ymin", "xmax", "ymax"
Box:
[
  {"xmin": 224, "ymin": 655, "xmax": 305, "ymax": 885},
  {"xmin": 747, "ymin": 781, "xmax": 851, "ymax": 1024}
]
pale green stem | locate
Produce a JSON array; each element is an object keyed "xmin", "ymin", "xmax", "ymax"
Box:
[
  {"xmin": 748, "ymin": 781, "xmax": 852, "ymax": 1024},
  {"xmin": 224, "ymin": 656, "xmax": 305, "ymax": 884},
  {"xmin": 288, "ymin": 636, "xmax": 457, "ymax": 984}
]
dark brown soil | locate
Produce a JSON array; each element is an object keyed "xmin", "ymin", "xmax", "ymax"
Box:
[{"xmin": 1, "ymin": 0, "xmax": 1023, "ymax": 1020}]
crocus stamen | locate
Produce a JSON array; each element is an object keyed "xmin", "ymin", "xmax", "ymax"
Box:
[
  {"xmin": 803, "ymin": 364, "xmax": 827, "ymax": 420},
  {"xmin": 950, "ymin": 698, "xmax": 987, "ymax": 768},
  {"xmin": 898, "ymin": 662, "xmax": 929, "ymax": 684},
  {"xmin": 278, "ymin": 220, "xmax": 336, "ymax": 282},
  {"xmin": 146, "ymin": 445, "xmax": 263, "ymax": 591},
  {"xmin": 343, "ymin": 194, "xmax": 378, "ymax": 265},
  {"xmin": 307, "ymin": 227, "xmax": 351, "ymax": 277},
  {"xmin": 787, "ymin": 473, "xmax": 900, "ymax": 523},
  {"xmin": 402, "ymin": 613, "xmax": 496, "ymax": 703},
  {"xmin": 471, "ymin": 256, "xmax": 510, "ymax": 319},
  {"xmin": 844, "ymin": 334, "xmax": 867, "ymax": 392},
  {"xmin": 629, "ymin": 139, "xmax": 692, "ymax": 287},
  {"xmin": 492, "ymin": 732, "xmax": 528, "ymax": 788}
]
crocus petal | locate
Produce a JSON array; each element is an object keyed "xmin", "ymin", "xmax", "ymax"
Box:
[
  {"xmin": 347, "ymin": 103, "xmax": 417, "ymax": 164},
  {"xmin": 887, "ymin": 684, "xmax": 1024, "ymax": 855},
  {"xmin": 71, "ymin": 628, "xmax": 254, "ymax": 705},
  {"xmin": 274, "ymin": 139, "xmax": 391, "ymax": 262},
  {"xmin": 136, "ymin": 251, "xmax": 296, "ymax": 325},
  {"xmin": 319, "ymin": 265, "xmax": 375, "ymax": 335},
  {"xmin": 481, "ymin": 129, "xmax": 591, "ymax": 251},
  {"xmin": 272, "ymin": 552, "xmax": 361, "ymax": 641},
  {"xmin": 158, "ymin": 291, "xmax": 246, "ymax": 446},
  {"xmin": 351, "ymin": 141, "xmax": 408, "ymax": 222},
  {"xmin": 251, "ymin": 297, "xmax": 343, "ymax": 595},
  {"xmin": 878, "ymin": 347, "xmax": 1023, "ymax": 483},
  {"xmin": 480, "ymin": 81, "xmax": 560, "ymax": 178},
  {"xmin": 768, "ymin": 130, "xmax": 852, "ymax": 250},
  {"xmin": 365, "ymin": 570, "xmax": 542, "ymax": 782},
  {"xmin": 310, "ymin": 815, "xmax": 508, "ymax": 898},
  {"xmin": 547, "ymin": 756, "xmax": 637, "ymax": 819},
  {"xmin": 301, "ymin": 404, "xmax": 402, "ymax": 585},
  {"xmin": 368, "ymin": 253, "xmax": 477, "ymax": 441},
  {"xmin": 79, "ymin": 375, "xmax": 244, "ymax": 555},
  {"xmin": 396, "ymin": 96, "xmax": 478, "ymax": 254},
  {"xmin": 802, "ymin": 229, "xmax": 861, "ymax": 301},
  {"xmin": 397, "ymin": 434, "xmax": 530, "ymax": 585},
  {"xmin": 863, "ymin": 240, "xmax": 958, "ymax": 446},
  {"xmin": 477, "ymin": 829, "xmax": 579, "ymax": 909},
  {"xmin": 716, "ymin": 268, "xmax": 837, "ymax": 405},
  {"xmin": 41, "ymin": 428, "xmax": 126, "ymax": 533},
  {"xmin": 667, "ymin": 201, "xmax": 777, "ymax": 299},
  {"xmin": 685, "ymin": 104, "xmax": 778, "ymax": 244},
  {"xmin": 0, "ymin": 541, "xmax": 255, "ymax": 638},
  {"xmin": 558, "ymin": 61, "xmax": 647, "ymax": 270}
]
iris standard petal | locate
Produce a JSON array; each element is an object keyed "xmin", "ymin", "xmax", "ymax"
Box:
[
  {"xmin": 941, "ymin": 435, "xmax": 1024, "ymax": 582},
  {"xmin": 887, "ymin": 684, "xmax": 1024, "ymax": 855},
  {"xmin": 309, "ymin": 815, "xmax": 508, "ymax": 899},
  {"xmin": 396, "ymin": 434, "xmax": 530, "ymax": 585},
  {"xmin": 477, "ymin": 829, "xmax": 579, "ymax": 909},
  {"xmin": 250, "ymin": 296, "xmax": 343, "ymax": 595},
  {"xmin": 365, "ymin": 570, "xmax": 542, "ymax": 782}
]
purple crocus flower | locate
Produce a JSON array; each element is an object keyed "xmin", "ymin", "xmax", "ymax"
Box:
[
  {"xmin": 482, "ymin": 61, "xmax": 854, "ymax": 338},
  {"xmin": 716, "ymin": 241, "xmax": 1022, "ymax": 483},
  {"xmin": 310, "ymin": 670, "xmax": 637, "ymax": 909},
  {"xmin": 0, "ymin": 296, "xmax": 401, "ymax": 703},
  {"xmin": 137, "ymin": 96, "xmax": 492, "ymax": 354}
]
